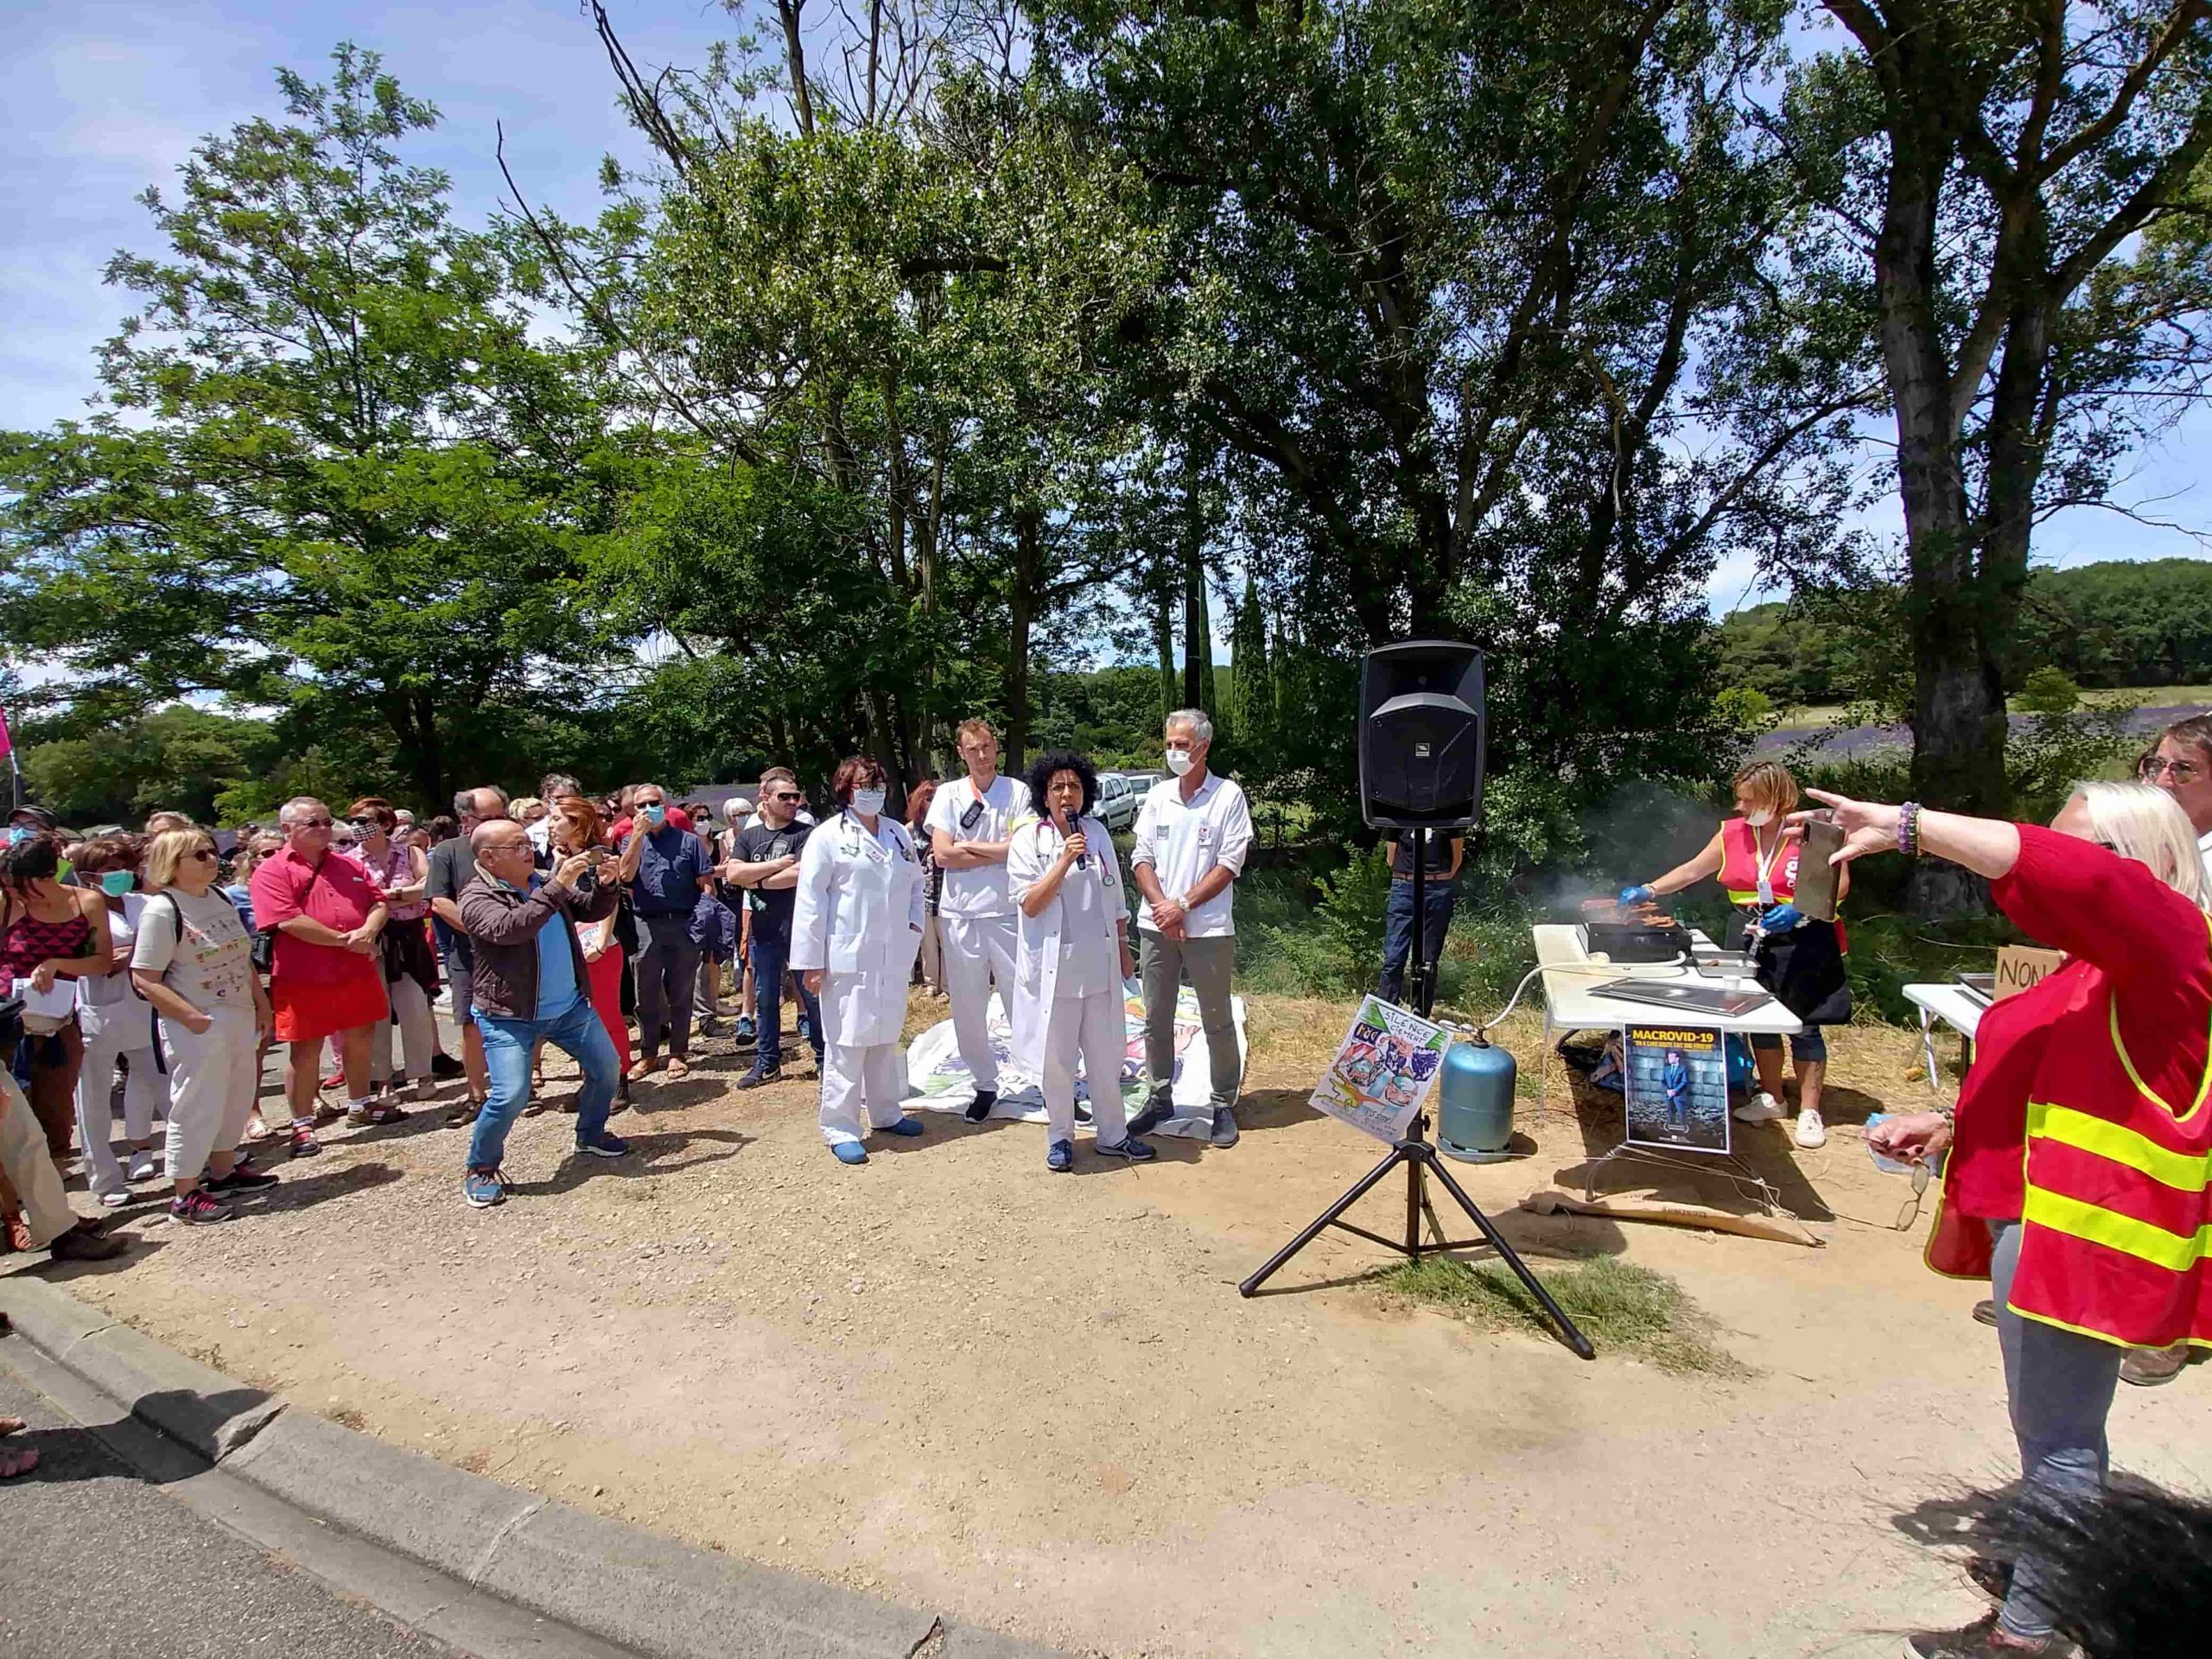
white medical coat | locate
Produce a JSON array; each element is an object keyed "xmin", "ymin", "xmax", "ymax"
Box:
[
  {"xmin": 1006, "ymin": 814, "xmax": 1124, "ymax": 1077},
  {"xmin": 790, "ymin": 809, "xmax": 925, "ymax": 1048}
]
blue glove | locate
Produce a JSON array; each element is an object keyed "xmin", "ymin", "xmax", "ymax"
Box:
[
  {"xmin": 1759, "ymin": 904, "xmax": 1802, "ymax": 934},
  {"xmin": 1618, "ymin": 885, "xmax": 1655, "ymax": 906}
]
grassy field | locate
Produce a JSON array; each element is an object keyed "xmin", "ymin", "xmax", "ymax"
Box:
[{"xmin": 1773, "ymin": 683, "xmax": 2212, "ymax": 728}]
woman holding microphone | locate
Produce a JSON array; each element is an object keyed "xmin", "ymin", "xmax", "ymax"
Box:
[
  {"xmin": 1007, "ymin": 751, "xmax": 1149, "ymax": 1173},
  {"xmin": 1620, "ymin": 760, "xmax": 1849, "ymax": 1148},
  {"xmin": 791, "ymin": 758, "xmax": 930, "ymax": 1166}
]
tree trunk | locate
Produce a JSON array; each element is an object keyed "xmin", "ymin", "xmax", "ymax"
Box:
[
  {"xmin": 1007, "ymin": 505, "xmax": 1040, "ymax": 773},
  {"xmin": 1180, "ymin": 446, "xmax": 1213, "ymax": 715},
  {"xmin": 1153, "ymin": 554, "xmax": 1178, "ymax": 733}
]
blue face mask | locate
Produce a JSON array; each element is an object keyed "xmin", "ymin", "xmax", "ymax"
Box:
[
  {"xmin": 99, "ymin": 871, "xmax": 137, "ymax": 896},
  {"xmin": 642, "ymin": 804, "xmax": 667, "ymax": 828},
  {"xmin": 6, "ymin": 826, "xmax": 29, "ymax": 846}
]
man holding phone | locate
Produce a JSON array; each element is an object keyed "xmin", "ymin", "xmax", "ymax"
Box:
[{"xmin": 926, "ymin": 719, "xmax": 1032, "ymax": 1122}]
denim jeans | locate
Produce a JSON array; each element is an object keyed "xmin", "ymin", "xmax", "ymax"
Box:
[
  {"xmin": 1376, "ymin": 879, "xmax": 1456, "ymax": 1007},
  {"xmin": 468, "ymin": 992, "xmax": 619, "ymax": 1170},
  {"xmin": 749, "ymin": 929, "xmax": 823, "ymax": 1075}
]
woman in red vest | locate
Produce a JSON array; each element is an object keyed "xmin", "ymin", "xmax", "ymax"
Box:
[
  {"xmin": 1827, "ymin": 782, "xmax": 2209, "ymax": 1659},
  {"xmin": 1621, "ymin": 760, "xmax": 1851, "ymax": 1148}
]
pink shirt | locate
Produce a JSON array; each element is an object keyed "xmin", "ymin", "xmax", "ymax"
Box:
[{"xmin": 249, "ymin": 844, "xmax": 382, "ymax": 984}]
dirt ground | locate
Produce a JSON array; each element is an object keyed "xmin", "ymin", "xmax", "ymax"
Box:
[{"xmin": 26, "ymin": 990, "xmax": 2210, "ymax": 1658}]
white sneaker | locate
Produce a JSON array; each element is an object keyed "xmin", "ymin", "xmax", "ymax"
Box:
[
  {"xmin": 99, "ymin": 1189, "xmax": 130, "ymax": 1208},
  {"xmin": 1733, "ymin": 1092, "xmax": 1787, "ymax": 1123},
  {"xmin": 1794, "ymin": 1107, "xmax": 1827, "ymax": 1149},
  {"xmin": 127, "ymin": 1148, "xmax": 159, "ymax": 1183}
]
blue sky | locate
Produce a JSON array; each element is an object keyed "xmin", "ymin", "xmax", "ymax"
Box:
[{"xmin": 8, "ymin": 0, "xmax": 2208, "ymax": 622}]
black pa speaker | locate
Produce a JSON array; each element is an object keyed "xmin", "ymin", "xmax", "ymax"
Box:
[{"xmin": 1358, "ymin": 640, "xmax": 1484, "ymax": 830}]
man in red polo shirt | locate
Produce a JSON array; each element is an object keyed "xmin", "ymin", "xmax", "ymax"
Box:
[{"xmin": 249, "ymin": 796, "xmax": 392, "ymax": 1157}]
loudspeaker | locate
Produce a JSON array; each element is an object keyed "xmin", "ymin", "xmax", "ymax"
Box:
[{"xmin": 1359, "ymin": 640, "xmax": 1484, "ymax": 830}]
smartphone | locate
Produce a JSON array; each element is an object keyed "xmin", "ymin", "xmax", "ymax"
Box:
[{"xmin": 1795, "ymin": 817, "xmax": 1844, "ymax": 921}]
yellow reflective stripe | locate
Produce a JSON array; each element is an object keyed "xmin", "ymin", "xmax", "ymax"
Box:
[
  {"xmin": 1722, "ymin": 887, "xmax": 1761, "ymax": 905},
  {"xmin": 2105, "ymin": 910, "xmax": 2212, "ymax": 1125},
  {"xmin": 2022, "ymin": 1187, "xmax": 2212, "ymax": 1274},
  {"xmin": 2026, "ymin": 1101, "xmax": 2210, "ymax": 1193}
]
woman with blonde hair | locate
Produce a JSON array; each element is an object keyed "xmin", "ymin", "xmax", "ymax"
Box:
[{"xmin": 1621, "ymin": 759, "xmax": 1851, "ymax": 1148}]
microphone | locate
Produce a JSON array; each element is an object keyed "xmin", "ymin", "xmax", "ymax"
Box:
[{"xmin": 1058, "ymin": 803, "xmax": 1087, "ymax": 870}]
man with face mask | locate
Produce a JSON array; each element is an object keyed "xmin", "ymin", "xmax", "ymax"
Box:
[
  {"xmin": 623, "ymin": 782, "xmax": 711, "ymax": 1081},
  {"xmin": 1127, "ymin": 709, "xmax": 1254, "ymax": 1148}
]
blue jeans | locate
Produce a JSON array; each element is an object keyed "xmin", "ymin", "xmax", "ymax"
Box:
[
  {"xmin": 468, "ymin": 993, "xmax": 619, "ymax": 1170},
  {"xmin": 1376, "ymin": 879, "xmax": 1456, "ymax": 1006},
  {"xmin": 748, "ymin": 930, "xmax": 823, "ymax": 1075}
]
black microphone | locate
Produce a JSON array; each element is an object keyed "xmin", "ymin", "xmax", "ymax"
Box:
[{"xmin": 1058, "ymin": 803, "xmax": 1087, "ymax": 870}]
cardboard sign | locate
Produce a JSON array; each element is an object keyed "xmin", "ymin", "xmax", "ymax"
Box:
[
  {"xmin": 1994, "ymin": 946, "xmax": 2063, "ymax": 1001},
  {"xmin": 1311, "ymin": 995, "xmax": 1449, "ymax": 1145}
]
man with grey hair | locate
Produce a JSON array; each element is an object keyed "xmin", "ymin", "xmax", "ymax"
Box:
[
  {"xmin": 1128, "ymin": 709, "xmax": 1254, "ymax": 1147},
  {"xmin": 426, "ymin": 785, "xmax": 509, "ymax": 1121}
]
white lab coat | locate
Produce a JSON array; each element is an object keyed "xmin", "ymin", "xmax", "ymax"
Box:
[
  {"xmin": 790, "ymin": 809, "xmax": 925, "ymax": 1049},
  {"xmin": 1007, "ymin": 814, "xmax": 1124, "ymax": 1077}
]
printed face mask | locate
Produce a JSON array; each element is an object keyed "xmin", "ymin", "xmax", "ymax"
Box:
[
  {"xmin": 100, "ymin": 870, "xmax": 138, "ymax": 896},
  {"xmin": 850, "ymin": 788, "xmax": 888, "ymax": 817},
  {"xmin": 1164, "ymin": 750, "xmax": 1194, "ymax": 777}
]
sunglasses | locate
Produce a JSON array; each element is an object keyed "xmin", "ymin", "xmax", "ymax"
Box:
[
  {"xmin": 346, "ymin": 817, "xmax": 378, "ymax": 829},
  {"xmin": 187, "ymin": 848, "xmax": 217, "ymax": 863},
  {"xmin": 771, "ymin": 792, "xmax": 802, "ymax": 802}
]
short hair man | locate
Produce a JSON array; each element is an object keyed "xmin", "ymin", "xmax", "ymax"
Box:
[
  {"xmin": 925, "ymin": 719, "xmax": 1032, "ymax": 1122},
  {"xmin": 454, "ymin": 820, "xmax": 626, "ymax": 1207},
  {"xmin": 248, "ymin": 797, "xmax": 392, "ymax": 1154},
  {"xmin": 623, "ymin": 782, "xmax": 712, "ymax": 1082},
  {"xmin": 722, "ymin": 770, "xmax": 824, "ymax": 1085},
  {"xmin": 1127, "ymin": 709, "xmax": 1253, "ymax": 1147},
  {"xmin": 425, "ymin": 785, "xmax": 508, "ymax": 1122}
]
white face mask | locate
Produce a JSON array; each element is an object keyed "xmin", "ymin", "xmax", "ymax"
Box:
[
  {"xmin": 1164, "ymin": 749, "xmax": 1194, "ymax": 778},
  {"xmin": 1744, "ymin": 808, "xmax": 1772, "ymax": 828},
  {"xmin": 850, "ymin": 788, "xmax": 887, "ymax": 818}
]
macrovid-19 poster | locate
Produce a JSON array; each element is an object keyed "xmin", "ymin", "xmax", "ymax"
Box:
[
  {"xmin": 1622, "ymin": 1024, "xmax": 1731, "ymax": 1153},
  {"xmin": 1311, "ymin": 996, "xmax": 1448, "ymax": 1144}
]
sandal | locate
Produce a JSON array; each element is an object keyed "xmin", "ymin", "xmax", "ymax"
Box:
[
  {"xmin": 0, "ymin": 1446, "xmax": 38, "ymax": 1480},
  {"xmin": 665, "ymin": 1057, "xmax": 690, "ymax": 1081}
]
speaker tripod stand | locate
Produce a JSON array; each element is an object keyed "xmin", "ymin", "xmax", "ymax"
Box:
[{"xmin": 1236, "ymin": 836, "xmax": 1595, "ymax": 1361}]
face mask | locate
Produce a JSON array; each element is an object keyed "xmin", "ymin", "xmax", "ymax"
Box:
[
  {"xmin": 99, "ymin": 871, "xmax": 137, "ymax": 896},
  {"xmin": 1165, "ymin": 750, "xmax": 1194, "ymax": 777},
  {"xmin": 1744, "ymin": 808, "xmax": 1772, "ymax": 828},
  {"xmin": 850, "ymin": 788, "xmax": 887, "ymax": 817},
  {"xmin": 642, "ymin": 804, "xmax": 666, "ymax": 827},
  {"xmin": 5, "ymin": 826, "xmax": 28, "ymax": 845}
]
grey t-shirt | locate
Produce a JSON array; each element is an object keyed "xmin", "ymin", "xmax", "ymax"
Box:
[{"xmin": 426, "ymin": 836, "xmax": 479, "ymax": 964}]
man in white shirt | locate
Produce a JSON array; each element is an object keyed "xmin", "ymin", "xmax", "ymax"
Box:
[
  {"xmin": 925, "ymin": 719, "xmax": 1032, "ymax": 1121},
  {"xmin": 1127, "ymin": 708, "xmax": 1253, "ymax": 1147}
]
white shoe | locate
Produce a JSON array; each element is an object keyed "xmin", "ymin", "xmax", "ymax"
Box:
[
  {"xmin": 98, "ymin": 1189, "xmax": 130, "ymax": 1208},
  {"xmin": 1794, "ymin": 1107, "xmax": 1827, "ymax": 1149},
  {"xmin": 1733, "ymin": 1092, "xmax": 1787, "ymax": 1123},
  {"xmin": 127, "ymin": 1148, "xmax": 159, "ymax": 1183},
  {"xmin": 414, "ymin": 1077, "xmax": 437, "ymax": 1102}
]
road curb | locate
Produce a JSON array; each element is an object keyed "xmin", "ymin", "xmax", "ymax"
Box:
[{"xmin": 0, "ymin": 1273, "xmax": 1059, "ymax": 1659}]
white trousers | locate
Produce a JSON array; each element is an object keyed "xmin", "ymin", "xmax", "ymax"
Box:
[
  {"xmin": 75, "ymin": 1007, "xmax": 164, "ymax": 1199},
  {"xmin": 368, "ymin": 972, "xmax": 436, "ymax": 1086},
  {"xmin": 939, "ymin": 912, "xmax": 1018, "ymax": 1090},
  {"xmin": 162, "ymin": 1007, "xmax": 261, "ymax": 1184},
  {"xmin": 1042, "ymin": 988, "xmax": 1131, "ymax": 1148},
  {"xmin": 0, "ymin": 1070, "xmax": 80, "ymax": 1246},
  {"xmin": 819, "ymin": 1042, "xmax": 907, "ymax": 1147}
]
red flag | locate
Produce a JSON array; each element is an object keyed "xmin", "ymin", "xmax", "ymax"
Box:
[{"xmin": 0, "ymin": 702, "xmax": 12, "ymax": 759}]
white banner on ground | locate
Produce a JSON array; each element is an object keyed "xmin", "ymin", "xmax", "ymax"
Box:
[
  {"xmin": 1310, "ymin": 995, "xmax": 1448, "ymax": 1145},
  {"xmin": 900, "ymin": 981, "xmax": 1248, "ymax": 1141}
]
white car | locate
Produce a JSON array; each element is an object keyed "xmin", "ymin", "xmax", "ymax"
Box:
[{"xmin": 1096, "ymin": 772, "xmax": 1142, "ymax": 833}]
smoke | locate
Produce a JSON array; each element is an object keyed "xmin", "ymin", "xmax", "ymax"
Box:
[{"xmin": 1529, "ymin": 781, "xmax": 1726, "ymax": 918}]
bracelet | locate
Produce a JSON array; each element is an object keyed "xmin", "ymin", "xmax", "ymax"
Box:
[{"xmin": 1897, "ymin": 800, "xmax": 1921, "ymax": 858}]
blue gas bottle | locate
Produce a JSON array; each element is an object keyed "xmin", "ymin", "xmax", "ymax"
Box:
[{"xmin": 1437, "ymin": 1033, "xmax": 1516, "ymax": 1163}]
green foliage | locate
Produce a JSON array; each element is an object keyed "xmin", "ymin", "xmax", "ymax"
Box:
[
  {"xmin": 1714, "ymin": 684, "xmax": 1775, "ymax": 735},
  {"xmin": 2015, "ymin": 666, "xmax": 2082, "ymax": 715},
  {"xmin": 19, "ymin": 706, "xmax": 278, "ymax": 826},
  {"xmin": 2017, "ymin": 561, "xmax": 2212, "ymax": 690}
]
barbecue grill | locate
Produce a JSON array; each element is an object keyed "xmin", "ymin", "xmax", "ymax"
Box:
[{"xmin": 1576, "ymin": 898, "xmax": 1693, "ymax": 963}]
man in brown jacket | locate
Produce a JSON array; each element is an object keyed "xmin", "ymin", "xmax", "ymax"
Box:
[{"xmin": 455, "ymin": 820, "xmax": 626, "ymax": 1209}]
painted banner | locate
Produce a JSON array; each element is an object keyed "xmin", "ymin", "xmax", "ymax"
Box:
[{"xmin": 1309, "ymin": 995, "xmax": 1448, "ymax": 1145}]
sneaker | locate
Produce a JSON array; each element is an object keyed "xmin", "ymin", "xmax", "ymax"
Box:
[
  {"xmin": 1095, "ymin": 1135, "xmax": 1157, "ymax": 1163},
  {"xmin": 463, "ymin": 1166, "xmax": 508, "ymax": 1208},
  {"xmin": 1046, "ymin": 1139, "xmax": 1073, "ymax": 1172},
  {"xmin": 430, "ymin": 1052, "xmax": 465, "ymax": 1080},
  {"xmin": 831, "ymin": 1141, "xmax": 868, "ymax": 1166},
  {"xmin": 797, "ymin": 1013, "xmax": 813, "ymax": 1046},
  {"xmin": 1733, "ymin": 1092, "xmax": 1787, "ymax": 1123},
  {"xmin": 1793, "ymin": 1107, "xmax": 1827, "ymax": 1149},
  {"xmin": 1904, "ymin": 1612, "xmax": 2072, "ymax": 1656},
  {"xmin": 48, "ymin": 1221, "xmax": 129, "ymax": 1261},
  {"xmin": 1126, "ymin": 1087, "xmax": 1173, "ymax": 1137},
  {"xmin": 288, "ymin": 1128, "xmax": 321, "ymax": 1159},
  {"xmin": 697, "ymin": 1017, "xmax": 719, "ymax": 1038},
  {"xmin": 734, "ymin": 1016, "xmax": 757, "ymax": 1046},
  {"xmin": 577, "ymin": 1132, "xmax": 630, "ymax": 1159},
  {"xmin": 734, "ymin": 1066, "xmax": 782, "ymax": 1090},
  {"xmin": 886, "ymin": 1116, "xmax": 925, "ymax": 1137},
  {"xmin": 126, "ymin": 1148, "xmax": 159, "ymax": 1184},
  {"xmin": 169, "ymin": 1190, "xmax": 234, "ymax": 1225},
  {"xmin": 1074, "ymin": 1099, "xmax": 1094, "ymax": 1125},
  {"xmin": 1210, "ymin": 1104, "xmax": 1241, "ymax": 1149},
  {"xmin": 963, "ymin": 1088, "xmax": 998, "ymax": 1124},
  {"xmin": 207, "ymin": 1165, "xmax": 280, "ymax": 1192}
]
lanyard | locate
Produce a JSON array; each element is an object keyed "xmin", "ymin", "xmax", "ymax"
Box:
[{"xmin": 1753, "ymin": 824, "xmax": 1783, "ymax": 906}]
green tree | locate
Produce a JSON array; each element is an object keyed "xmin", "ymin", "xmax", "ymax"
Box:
[
  {"xmin": 0, "ymin": 46, "xmax": 612, "ymax": 806},
  {"xmin": 18, "ymin": 706, "xmax": 279, "ymax": 826}
]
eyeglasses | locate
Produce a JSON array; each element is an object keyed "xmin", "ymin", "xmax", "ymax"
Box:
[
  {"xmin": 2139, "ymin": 755, "xmax": 2202, "ymax": 783},
  {"xmin": 1895, "ymin": 1158, "xmax": 1930, "ymax": 1231},
  {"xmin": 291, "ymin": 817, "xmax": 334, "ymax": 829}
]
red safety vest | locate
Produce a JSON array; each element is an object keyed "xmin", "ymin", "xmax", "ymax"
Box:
[
  {"xmin": 1929, "ymin": 917, "xmax": 2212, "ymax": 1351},
  {"xmin": 1717, "ymin": 817, "xmax": 1795, "ymax": 906}
]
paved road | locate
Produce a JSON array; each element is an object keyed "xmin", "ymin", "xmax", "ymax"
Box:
[{"xmin": 0, "ymin": 1358, "xmax": 441, "ymax": 1659}]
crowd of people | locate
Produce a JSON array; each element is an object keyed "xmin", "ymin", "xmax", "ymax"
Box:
[{"xmin": 0, "ymin": 709, "xmax": 1252, "ymax": 1243}]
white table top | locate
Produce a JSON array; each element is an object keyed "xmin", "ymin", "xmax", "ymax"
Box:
[
  {"xmin": 1534, "ymin": 924, "xmax": 1802, "ymax": 1036},
  {"xmin": 1903, "ymin": 982, "xmax": 1986, "ymax": 1040}
]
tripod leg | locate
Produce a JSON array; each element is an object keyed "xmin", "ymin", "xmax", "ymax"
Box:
[
  {"xmin": 1424, "ymin": 1156, "xmax": 1598, "ymax": 1360},
  {"xmin": 1239, "ymin": 1144, "xmax": 1411, "ymax": 1297}
]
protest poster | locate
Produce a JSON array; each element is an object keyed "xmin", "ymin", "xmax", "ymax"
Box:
[
  {"xmin": 1622, "ymin": 1024, "xmax": 1731, "ymax": 1154},
  {"xmin": 1310, "ymin": 995, "xmax": 1448, "ymax": 1145}
]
